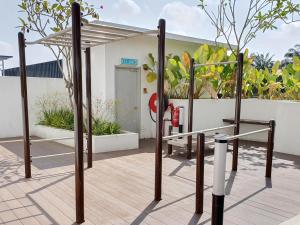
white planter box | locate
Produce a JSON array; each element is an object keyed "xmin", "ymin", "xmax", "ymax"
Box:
[{"xmin": 32, "ymin": 125, "xmax": 139, "ymax": 153}]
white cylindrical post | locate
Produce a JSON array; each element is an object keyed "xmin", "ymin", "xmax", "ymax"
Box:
[
  {"xmin": 212, "ymin": 134, "xmax": 228, "ymax": 225},
  {"xmin": 178, "ymin": 106, "xmax": 184, "ymax": 134}
]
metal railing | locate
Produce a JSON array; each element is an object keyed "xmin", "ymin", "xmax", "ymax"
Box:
[
  {"xmin": 0, "ymin": 136, "xmax": 90, "ymax": 145},
  {"xmin": 194, "ymin": 61, "xmax": 238, "ymax": 68},
  {"xmin": 163, "ymin": 124, "xmax": 236, "ymax": 141}
]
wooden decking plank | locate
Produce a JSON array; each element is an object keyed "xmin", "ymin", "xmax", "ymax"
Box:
[{"xmin": 1, "ymin": 139, "xmax": 300, "ymax": 225}]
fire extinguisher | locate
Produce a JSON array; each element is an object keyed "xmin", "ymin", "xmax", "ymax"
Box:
[{"xmin": 171, "ymin": 106, "xmax": 184, "ymax": 134}]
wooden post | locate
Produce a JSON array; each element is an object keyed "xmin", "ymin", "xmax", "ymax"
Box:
[
  {"xmin": 187, "ymin": 58, "xmax": 195, "ymax": 159},
  {"xmin": 196, "ymin": 133, "xmax": 205, "ymax": 214},
  {"xmin": 72, "ymin": 2, "xmax": 84, "ymax": 223},
  {"xmin": 266, "ymin": 120, "xmax": 275, "ymax": 178},
  {"xmin": 18, "ymin": 32, "xmax": 31, "ymax": 179},
  {"xmin": 167, "ymin": 125, "xmax": 173, "ymax": 155},
  {"xmin": 85, "ymin": 47, "xmax": 92, "ymax": 168},
  {"xmin": 155, "ymin": 19, "xmax": 166, "ymax": 201},
  {"xmin": 232, "ymin": 53, "xmax": 244, "ymax": 171}
]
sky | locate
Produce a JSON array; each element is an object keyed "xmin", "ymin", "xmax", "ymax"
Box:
[{"xmin": 1, "ymin": 0, "xmax": 300, "ymax": 69}]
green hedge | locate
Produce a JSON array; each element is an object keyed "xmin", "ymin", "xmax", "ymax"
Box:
[{"xmin": 38, "ymin": 108, "xmax": 121, "ymax": 136}]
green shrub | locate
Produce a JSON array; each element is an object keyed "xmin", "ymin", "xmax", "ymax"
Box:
[
  {"xmin": 38, "ymin": 108, "xmax": 74, "ymax": 131},
  {"xmin": 37, "ymin": 94, "xmax": 121, "ymax": 136},
  {"xmin": 92, "ymin": 119, "xmax": 121, "ymax": 136}
]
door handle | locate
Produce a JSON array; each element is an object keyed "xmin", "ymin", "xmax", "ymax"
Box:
[{"xmin": 133, "ymin": 106, "xmax": 138, "ymax": 110}]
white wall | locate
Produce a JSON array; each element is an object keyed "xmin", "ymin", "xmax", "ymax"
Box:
[
  {"xmin": 168, "ymin": 99, "xmax": 300, "ymax": 156},
  {"xmin": 0, "ymin": 77, "xmax": 65, "ymax": 138},
  {"xmin": 91, "ymin": 35, "xmax": 199, "ymax": 138}
]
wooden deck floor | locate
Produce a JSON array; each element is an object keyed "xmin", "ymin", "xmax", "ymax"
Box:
[{"xmin": 0, "ymin": 138, "xmax": 300, "ymax": 225}]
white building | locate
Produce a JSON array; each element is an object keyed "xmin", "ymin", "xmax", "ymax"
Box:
[{"xmin": 81, "ymin": 21, "xmax": 227, "ymax": 139}]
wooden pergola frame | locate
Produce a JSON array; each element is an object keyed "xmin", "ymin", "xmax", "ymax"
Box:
[
  {"xmin": 18, "ymin": 2, "xmax": 157, "ymax": 224},
  {"xmin": 17, "ymin": 2, "xmax": 255, "ymax": 224}
]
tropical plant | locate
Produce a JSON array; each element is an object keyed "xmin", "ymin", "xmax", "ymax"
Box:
[
  {"xmin": 198, "ymin": 0, "xmax": 300, "ymax": 55},
  {"xmin": 143, "ymin": 53, "xmax": 158, "ymax": 83},
  {"xmin": 143, "ymin": 46, "xmax": 300, "ymax": 101},
  {"xmin": 18, "ymin": 0, "xmax": 100, "ymax": 108},
  {"xmin": 252, "ymin": 53, "xmax": 274, "ymax": 71},
  {"xmin": 92, "ymin": 119, "xmax": 121, "ymax": 136},
  {"xmin": 143, "ymin": 44, "xmax": 254, "ymax": 99},
  {"xmin": 281, "ymin": 56, "xmax": 300, "ymax": 99},
  {"xmin": 282, "ymin": 44, "xmax": 300, "ymax": 67}
]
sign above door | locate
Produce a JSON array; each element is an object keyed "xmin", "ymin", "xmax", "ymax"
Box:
[{"xmin": 121, "ymin": 58, "xmax": 138, "ymax": 66}]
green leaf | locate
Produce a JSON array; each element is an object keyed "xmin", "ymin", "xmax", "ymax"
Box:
[
  {"xmin": 292, "ymin": 56, "xmax": 300, "ymax": 72},
  {"xmin": 51, "ymin": 27, "xmax": 61, "ymax": 32},
  {"xmin": 194, "ymin": 44, "xmax": 209, "ymax": 64},
  {"xmin": 18, "ymin": 17, "xmax": 27, "ymax": 26},
  {"xmin": 143, "ymin": 64, "xmax": 149, "ymax": 71},
  {"xmin": 272, "ymin": 61, "xmax": 280, "ymax": 74},
  {"xmin": 148, "ymin": 53, "xmax": 155, "ymax": 67},
  {"xmin": 168, "ymin": 59, "xmax": 179, "ymax": 71},
  {"xmin": 146, "ymin": 72, "xmax": 157, "ymax": 83}
]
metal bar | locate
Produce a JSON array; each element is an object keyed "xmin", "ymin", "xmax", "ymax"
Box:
[
  {"xmin": 0, "ymin": 139, "xmax": 24, "ymax": 144},
  {"xmin": 0, "ymin": 136, "xmax": 91, "ymax": 145},
  {"xmin": 163, "ymin": 124, "xmax": 235, "ymax": 140},
  {"xmin": 32, "ymin": 152, "xmax": 75, "ymax": 159},
  {"xmin": 266, "ymin": 120, "xmax": 275, "ymax": 178},
  {"xmin": 195, "ymin": 133, "xmax": 205, "ymax": 214},
  {"xmin": 232, "ymin": 53, "xmax": 244, "ymax": 171},
  {"xmin": 30, "ymin": 137, "xmax": 74, "ymax": 143},
  {"xmin": 205, "ymin": 140, "xmax": 215, "ymax": 145},
  {"xmin": 223, "ymin": 118, "xmax": 270, "ymax": 126},
  {"xmin": 18, "ymin": 32, "xmax": 31, "ymax": 179},
  {"xmin": 85, "ymin": 47, "xmax": 93, "ymax": 169},
  {"xmin": 155, "ymin": 19, "xmax": 165, "ymax": 201},
  {"xmin": 226, "ymin": 128, "xmax": 270, "ymax": 141},
  {"xmin": 72, "ymin": 2, "xmax": 85, "ymax": 224},
  {"xmin": 194, "ymin": 61, "xmax": 237, "ymax": 68},
  {"xmin": 187, "ymin": 58, "xmax": 195, "ymax": 159}
]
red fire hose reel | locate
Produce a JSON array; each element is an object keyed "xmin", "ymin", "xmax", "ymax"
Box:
[
  {"xmin": 149, "ymin": 93, "xmax": 158, "ymax": 113},
  {"xmin": 148, "ymin": 93, "xmax": 183, "ymax": 129}
]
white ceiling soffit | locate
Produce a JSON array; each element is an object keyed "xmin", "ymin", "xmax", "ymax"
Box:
[{"xmin": 26, "ymin": 21, "xmax": 157, "ymax": 49}]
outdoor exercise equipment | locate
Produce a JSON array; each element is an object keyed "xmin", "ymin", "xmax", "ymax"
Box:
[
  {"xmin": 6, "ymin": 2, "xmax": 161, "ymax": 223},
  {"xmin": 154, "ymin": 18, "xmax": 276, "ymax": 225},
  {"xmin": 208, "ymin": 122, "xmax": 275, "ymax": 225},
  {"xmin": 165, "ymin": 57, "xmax": 242, "ymax": 159},
  {"xmin": 12, "ymin": 29, "xmax": 93, "ymax": 181},
  {"xmin": 1, "ymin": 4, "xmax": 277, "ymax": 223}
]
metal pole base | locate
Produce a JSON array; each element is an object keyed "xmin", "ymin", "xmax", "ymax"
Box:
[{"xmin": 211, "ymin": 194, "xmax": 224, "ymax": 225}]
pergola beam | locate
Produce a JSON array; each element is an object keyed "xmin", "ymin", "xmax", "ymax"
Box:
[
  {"xmin": 80, "ymin": 28, "xmax": 129, "ymax": 38},
  {"xmin": 82, "ymin": 22, "xmax": 142, "ymax": 34},
  {"xmin": 40, "ymin": 41, "xmax": 91, "ymax": 49}
]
